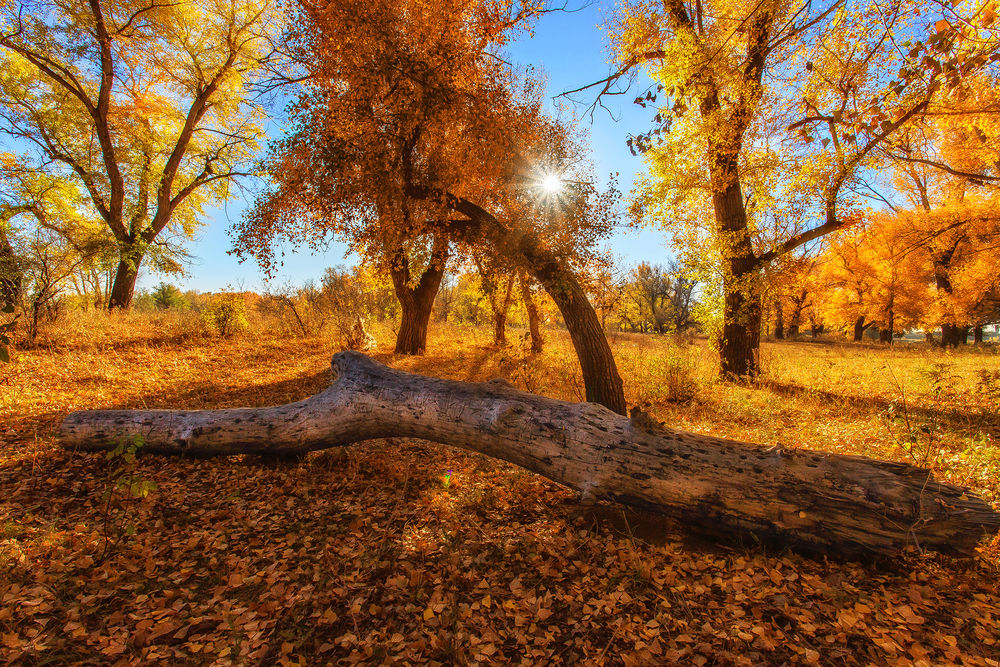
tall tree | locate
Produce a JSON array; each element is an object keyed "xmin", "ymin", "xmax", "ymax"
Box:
[
  {"xmin": 1, "ymin": 152, "xmax": 112, "ymax": 315},
  {"xmin": 389, "ymin": 236, "xmax": 450, "ymax": 354},
  {"xmin": 816, "ymin": 214, "xmax": 932, "ymax": 343},
  {"xmin": 883, "ymin": 79, "xmax": 1000, "ymax": 345},
  {"xmin": 0, "ymin": 0, "xmax": 283, "ymax": 309},
  {"xmin": 604, "ymin": 0, "xmax": 997, "ymax": 378},
  {"xmin": 518, "ymin": 269, "xmax": 545, "ymax": 352},
  {"xmin": 235, "ymin": 0, "xmax": 628, "ymax": 413}
]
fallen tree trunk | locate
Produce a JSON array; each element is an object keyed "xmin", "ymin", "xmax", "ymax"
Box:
[{"xmin": 61, "ymin": 352, "xmax": 999, "ymax": 557}]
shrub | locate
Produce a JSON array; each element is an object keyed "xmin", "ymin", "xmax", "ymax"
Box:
[
  {"xmin": 656, "ymin": 346, "xmax": 701, "ymax": 403},
  {"xmin": 152, "ymin": 282, "xmax": 186, "ymax": 310},
  {"xmin": 204, "ymin": 293, "xmax": 249, "ymax": 337}
]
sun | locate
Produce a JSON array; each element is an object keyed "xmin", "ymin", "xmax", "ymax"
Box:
[{"xmin": 541, "ymin": 173, "xmax": 562, "ymax": 194}]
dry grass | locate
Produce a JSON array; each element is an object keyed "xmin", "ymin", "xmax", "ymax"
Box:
[{"xmin": 1, "ymin": 311, "xmax": 999, "ymax": 665}]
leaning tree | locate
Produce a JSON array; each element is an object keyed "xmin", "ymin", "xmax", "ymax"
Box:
[{"xmin": 234, "ymin": 0, "xmax": 628, "ymax": 413}]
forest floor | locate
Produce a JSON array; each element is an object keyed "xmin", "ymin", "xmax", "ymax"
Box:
[{"xmin": 1, "ymin": 314, "xmax": 999, "ymax": 665}]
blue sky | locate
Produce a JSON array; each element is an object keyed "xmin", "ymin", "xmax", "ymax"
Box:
[{"xmin": 153, "ymin": 2, "xmax": 669, "ymax": 292}]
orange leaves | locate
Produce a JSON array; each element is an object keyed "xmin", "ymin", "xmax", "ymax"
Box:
[{"xmin": 3, "ymin": 330, "xmax": 1000, "ymax": 664}]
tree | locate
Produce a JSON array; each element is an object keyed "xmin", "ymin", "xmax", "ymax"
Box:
[
  {"xmin": 1, "ymin": 152, "xmax": 111, "ymax": 338},
  {"xmin": 62, "ymin": 350, "xmax": 1000, "ymax": 557},
  {"xmin": 152, "ymin": 282, "xmax": 185, "ymax": 310},
  {"xmin": 321, "ymin": 265, "xmax": 398, "ymax": 324},
  {"xmin": 0, "ymin": 0, "xmax": 283, "ymax": 309},
  {"xmin": 388, "ymin": 236, "xmax": 450, "ymax": 354},
  {"xmin": 817, "ymin": 214, "xmax": 932, "ymax": 343},
  {"xmin": 883, "ymin": 94, "xmax": 1000, "ymax": 345},
  {"xmin": 603, "ymin": 0, "xmax": 998, "ymax": 378},
  {"xmin": 892, "ymin": 200, "xmax": 1000, "ymax": 345},
  {"xmin": 475, "ymin": 259, "xmax": 517, "ymax": 347},
  {"xmin": 519, "ymin": 270, "xmax": 545, "ymax": 352},
  {"xmin": 234, "ymin": 0, "xmax": 628, "ymax": 413}
]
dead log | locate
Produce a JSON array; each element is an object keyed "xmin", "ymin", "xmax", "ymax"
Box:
[{"xmin": 60, "ymin": 351, "xmax": 999, "ymax": 557}]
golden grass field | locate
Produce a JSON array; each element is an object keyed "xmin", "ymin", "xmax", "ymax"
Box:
[{"xmin": 1, "ymin": 311, "xmax": 998, "ymax": 665}]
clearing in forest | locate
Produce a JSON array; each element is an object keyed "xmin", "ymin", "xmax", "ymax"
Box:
[{"xmin": 1, "ymin": 319, "xmax": 998, "ymax": 665}]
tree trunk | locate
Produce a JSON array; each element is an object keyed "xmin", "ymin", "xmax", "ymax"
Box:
[
  {"xmin": 787, "ymin": 292, "xmax": 806, "ymax": 339},
  {"xmin": 107, "ymin": 254, "xmax": 142, "ymax": 310},
  {"xmin": 420, "ymin": 192, "xmax": 625, "ymax": 414},
  {"xmin": 715, "ymin": 175, "xmax": 761, "ymax": 380},
  {"xmin": 520, "ymin": 273, "xmax": 544, "ymax": 353},
  {"xmin": 853, "ymin": 316, "xmax": 867, "ymax": 342},
  {"xmin": 60, "ymin": 352, "xmax": 1000, "ymax": 558},
  {"xmin": 774, "ymin": 299, "xmax": 784, "ymax": 340},
  {"xmin": 390, "ymin": 239, "xmax": 448, "ymax": 355},
  {"xmin": 933, "ymin": 256, "xmax": 961, "ymax": 349},
  {"xmin": 395, "ymin": 294, "xmax": 435, "ymax": 355},
  {"xmin": 484, "ymin": 272, "xmax": 515, "ymax": 347},
  {"xmin": 0, "ymin": 224, "xmax": 22, "ymax": 307},
  {"xmin": 539, "ymin": 267, "xmax": 626, "ymax": 413},
  {"xmin": 880, "ymin": 302, "xmax": 895, "ymax": 346},
  {"xmin": 940, "ymin": 323, "xmax": 962, "ymax": 348},
  {"xmin": 492, "ymin": 306, "xmax": 509, "ymax": 347},
  {"xmin": 974, "ymin": 324, "xmax": 984, "ymax": 345},
  {"xmin": 958, "ymin": 326, "xmax": 970, "ymax": 346},
  {"xmin": 720, "ymin": 281, "xmax": 761, "ymax": 379}
]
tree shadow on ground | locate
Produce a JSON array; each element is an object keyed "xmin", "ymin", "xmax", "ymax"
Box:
[
  {"xmin": 374, "ymin": 345, "xmax": 515, "ymax": 385},
  {"xmin": 758, "ymin": 379, "xmax": 1000, "ymax": 436}
]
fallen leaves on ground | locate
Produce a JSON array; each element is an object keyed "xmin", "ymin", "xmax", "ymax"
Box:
[{"xmin": 1, "ymin": 328, "xmax": 998, "ymax": 665}]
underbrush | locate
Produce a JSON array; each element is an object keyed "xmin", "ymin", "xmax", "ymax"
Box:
[{"xmin": 4, "ymin": 296, "xmax": 405, "ymax": 354}]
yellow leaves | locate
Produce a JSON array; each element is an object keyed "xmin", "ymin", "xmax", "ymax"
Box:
[
  {"xmin": 984, "ymin": 3, "xmax": 998, "ymax": 26},
  {"xmin": 2, "ymin": 0, "xmax": 280, "ymax": 268}
]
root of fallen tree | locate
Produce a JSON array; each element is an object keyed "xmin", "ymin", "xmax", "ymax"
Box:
[{"xmin": 60, "ymin": 351, "xmax": 1000, "ymax": 558}]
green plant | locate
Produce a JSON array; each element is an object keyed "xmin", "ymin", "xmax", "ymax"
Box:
[
  {"xmin": 152, "ymin": 282, "xmax": 186, "ymax": 310},
  {"xmin": 98, "ymin": 434, "xmax": 157, "ymax": 563},
  {"xmin": 883, "ymin": 362, "xmax": 932, "ymax": 469},
  {"xmin": 917, "ymin": 362, "xmax": 956, "ymax": 397},
  {"xmin": 883, "ymin": 361, "xmax": 965, "ymax": 470},
  {"xmin": 975, "ymin": 369, "xmax": 1000, "ymax": 407}
]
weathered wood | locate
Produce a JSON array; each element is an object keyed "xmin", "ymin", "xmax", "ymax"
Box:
[{"xmin": 60, "ymin": 351, "xmax": 1000, "ymax": 557}]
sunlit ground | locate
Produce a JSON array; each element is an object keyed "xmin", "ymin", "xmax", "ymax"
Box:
[{"xmin": 1, "ymin": 313, "xmax": 998, "ymax": 664}]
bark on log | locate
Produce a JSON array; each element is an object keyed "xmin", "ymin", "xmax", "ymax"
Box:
[{"xmin": 60, "ymin": 352, "xmax": 999, "ymax": 558}]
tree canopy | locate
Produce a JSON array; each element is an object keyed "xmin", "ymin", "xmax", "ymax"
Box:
[{"xmin": 0, "ymin": 0, "xmax": 285, "ymax": 308}]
